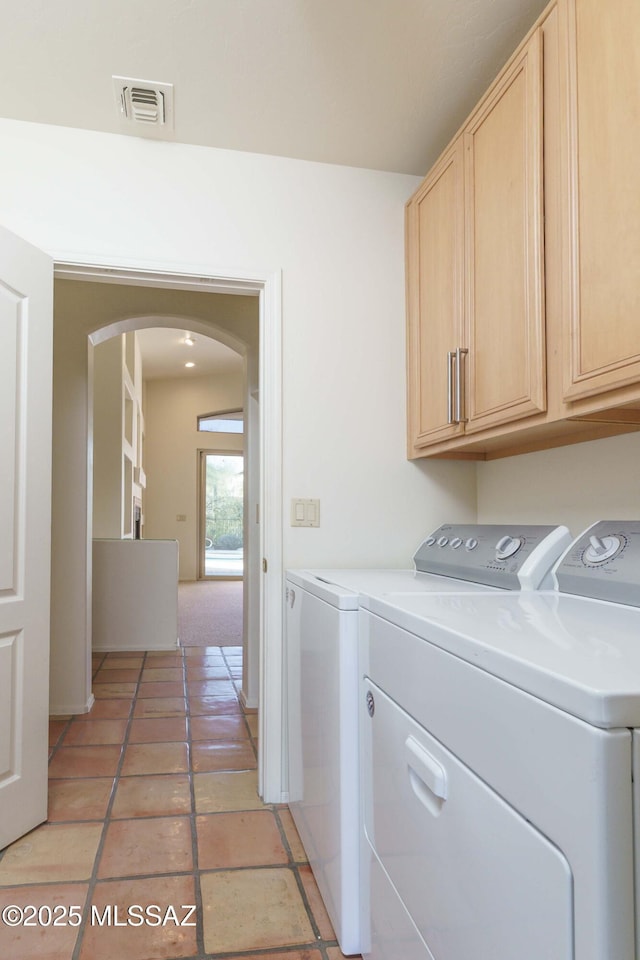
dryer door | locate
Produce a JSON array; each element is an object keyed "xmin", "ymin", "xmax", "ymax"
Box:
[{"xmin": 362, "ymin": 679, "xmax": 574, "ymax": 960}]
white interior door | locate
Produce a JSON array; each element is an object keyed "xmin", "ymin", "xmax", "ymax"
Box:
[{"xmin": 0, "ymin": 226, "xmax": 53, "ymax": 850}]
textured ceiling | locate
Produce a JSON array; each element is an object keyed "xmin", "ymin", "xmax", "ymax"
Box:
[{"xmin": 1, "ymin": 0, "xmax": 549, "ymax": 176}]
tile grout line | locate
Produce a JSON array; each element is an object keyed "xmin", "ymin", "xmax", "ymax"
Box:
[{"xmin": 70, "ymin": 649, "xmax": 148, "ymax": 960}]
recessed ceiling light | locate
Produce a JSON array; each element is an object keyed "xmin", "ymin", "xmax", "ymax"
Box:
[{"xmin": 185, "ymin": 361, "xmax": 195, "ymax": 368}]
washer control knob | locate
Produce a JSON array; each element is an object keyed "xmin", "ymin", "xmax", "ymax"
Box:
[
  {"xmin": 424, "ymin": 537, "xmax": 436, "ymax": 547},
  {"xmin": 584, "ymin": 535, "xmax": 621, "ymax": 564},
  {"xmin": 450, "ymin": 537, "xmax": 463, "ymax": 549},
  {"xmin": 495, "ymin": 535, "xmax": 523, "ymax": 561},
  {"xmin": 466, "ymin": 537, "xmax": 478, "ymax": 551},
  {"xmin": 437, "ymin": 536, "xmax": 449, "ymax": 547}
]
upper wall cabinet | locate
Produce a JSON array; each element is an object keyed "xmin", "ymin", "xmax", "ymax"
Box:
[
  {"xmin": 407, "ymin": 0, "xmax": 640, "ymax": 460},
  {"xmin": 562, "ymin": 0, "xmax": 640, "ymax": 401},
  {"xmin": 407, "ymin": 26, "xmax": 546, "ymax": 456},
  {"xmin": 464, "ymin": 32, "xmax": 545, "ymax": 434},
  {"xmin": 406, "ymin": 139, "xmax": 465, "ymax": 448}
]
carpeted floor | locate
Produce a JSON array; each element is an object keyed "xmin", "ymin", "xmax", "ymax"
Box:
[{"xmin": 178, "ymin": 579, "xmax": 243, "ymax": 647}]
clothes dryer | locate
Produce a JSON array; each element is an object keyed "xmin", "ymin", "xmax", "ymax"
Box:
[
  {"xmin": 285, "ymin": 522, "xmax": 571, "ymax": 955},
  {"xmin": 359, "ymin": 520, "xmax": 640, "ymax": 960}
]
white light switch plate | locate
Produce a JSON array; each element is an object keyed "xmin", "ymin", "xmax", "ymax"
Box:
[{"xmin": 291, "ymin": 498, "xmax": 320, "ymax": 527}]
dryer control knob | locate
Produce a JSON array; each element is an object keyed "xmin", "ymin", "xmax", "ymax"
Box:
[
  {"xmin": 495, "ymin": 535, "xmax": 523, "ymax": 561},
  {"xmin": 584, "ymin": 535, "xmax": 621, "ymax": 564},
  {"xmin": 466, "ymin": 538, "xmax": 478, "ymax": 551},
  {"xmin": 437, "ymin": 536, "xmax": 449, "ymax": 547},
  {"xmin": 450, "ymin": 537, "xmax": 463, "ymax": 549}
]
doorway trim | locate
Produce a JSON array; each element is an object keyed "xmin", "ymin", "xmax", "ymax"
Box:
[{"xmin": 54, "ymin": 255, "xmax": 284, "ymax": 803}]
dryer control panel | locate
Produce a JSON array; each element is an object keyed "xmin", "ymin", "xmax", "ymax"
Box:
[
  {"xmin": 554, "ymin": 520, "xmax": 640, "ymax": 606},
  {"xmin": 413, "ymin": 524, "xmax": 572, "ymax": 590}
]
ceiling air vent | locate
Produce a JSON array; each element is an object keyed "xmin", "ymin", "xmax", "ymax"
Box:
[{"xmin": 113, "ymin": 76, "xmax": 174, "ymax": 135}]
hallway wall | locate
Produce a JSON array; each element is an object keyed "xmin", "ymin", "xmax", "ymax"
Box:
[{"xmin": 144, "ymin": 373, "xmax": 244, "ymax": 580}]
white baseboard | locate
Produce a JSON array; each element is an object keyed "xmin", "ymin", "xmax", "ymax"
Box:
[
  {"xmin": 239, "ymin": 688, "xmax": 258, "ymax": 712},
  {"xmin": 50, "ymin": 693, "xmax": 95, "ymax": 717},
  {"xmin": 92, "ymin": 640, "xmax": 179, "ymax": 653}
]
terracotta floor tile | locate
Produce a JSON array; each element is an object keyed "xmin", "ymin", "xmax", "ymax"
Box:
[
  {"xmin": 196, "ymin": 810, "xmax": 288, "ymax": 869},
  {"xmin": 75, "ymin": 699, "xmax": 132, "ymax": 720},
  {"xmin": 143, "ymin": 653, "xmax": 184, "ymax": 665},
  {"xmin": 111, "ymin": 774, "xmax": 191, "ymax": 818},
  {"xmin": 80, "ymin": 875, "xmax": 197, "ymax": 960},
  {"xmin": 48, "ymin": 719, "xmax": 68, "ymax": 747},
  {"xmin": 99, "ymin": 656, "xmax": 144, "ymax": 669},
  {"xmin": 48, "ymin": 778, "xmax": 114, "ymax": 822},
  {"xmin": 194, "ymin": 770, "xmax": 263, "ymax": 813},
  {"xmin": 223, "ymin": 646, "xmax": 242, "ymax": 655},
  {"xmin": 186, "ymin": 679, "xmax": 236, "ymax": 697},
  {"xmin": 185, "ymin": 646, "xmax": 223, "ymax": 657},
  {"xmin": 62, "ymin": 719, "xmax": 128, "ymax": 746},
  {"xmin": 129, "ymin": 717, "xmax": 188, "ymax": 743},
  {"xmin": 121, "ymin": 742, "xmax": 189, "ymax": 776},
  {"xmin": 298, "ymin": 864, "xmax": 335, "ymax": 940},
  {"xmin": 138, "ymin": 681, "xmax": 185, "ymax": 698},
  {"xmin": 185, "ymin": 665, "xmax": 230, "ymax": 679},
  {"xmin": 189, "ymin": 696, "xmax": 242, "ymax": 716},
  {"xmin": 141, "ymin": 667, "xmax": 183, "ymax": 682},
  {"xmin": 132, "ymin": 697, "xmax": 186, "ymax": 719},
  {"xmin": 201, "ymin": 867, "xmax": 314, "ymax": 953},
  {"xmin": 0, "ymin": 823, "xmax": 102, "ymax": 884},
  {"xmin": 104, "ymin": 651, "xmax": 145, "ymax": 659},
  {"xmin": 246, "ymin": 714, "xmax": 259, "ymax": 738},
  {"xmin": 189, "ymin": 715, "xmax": 249, "ymax": 741},
  {"xmin": 0, "ymin": 883, "xmax": 88, "ymax": 960},
  {"xmin": 47, "ymin": 745, "xmax": 122, "ymax": 779},
  {"xmin": 279, "ymin": 808, "xmax": 308, "ymax": 862},
  {"xmin": 220, "ymin": 953, "xmax": 322, "ymax": 960},
  {"xmin": 191, "ymin": 740, "xmax": 256, "ymax": 773},
  {"xmin": 93, "ymin": 682, "xmax": 137, "ymax": 699},
  {"xmin": 97, "ymin": 817, "xmax": 193, "ymax": 878},
  {"xmin": 93, "ymin": 668, "xmax": 141, "ymax": 683}
]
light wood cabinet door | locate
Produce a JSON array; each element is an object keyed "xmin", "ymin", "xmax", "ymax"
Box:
[
  {"xmin": 406, "ymin": 139, "xmax": 465, "ymax": 451},
  {"xmin": 562, "ymin": 0, "xmax": 640, "ymax": 401},
  {"xmin": 463, "ymin": 29, "xmax": 546, "ymax": 434}
]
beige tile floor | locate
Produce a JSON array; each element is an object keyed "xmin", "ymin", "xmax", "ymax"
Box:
[{"xmin": 0, "ymin": 645, "xmax": 360, "ymax": 960}]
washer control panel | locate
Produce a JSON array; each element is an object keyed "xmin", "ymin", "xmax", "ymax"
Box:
[
  {"xmin": 555, "ymin": 521, "xmax": 640, "ymax": 606},
  {"xmin": 413, "ymin": 524, "xmax": 571, "ymax": 590}
]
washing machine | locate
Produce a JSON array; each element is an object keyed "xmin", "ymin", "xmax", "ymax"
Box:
[
  {"xmin": 359, "ymin": 520, "xmax": 640, "ymax": 960},
  {"xmin": 285, "ymin": 522, "xmax": 571, "ymax": 955}
]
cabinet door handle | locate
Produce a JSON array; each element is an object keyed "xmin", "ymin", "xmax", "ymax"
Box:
[
  {"xmin": 455, "ymin": 347, "xmax": 468, "ymax": 423},
  {"xmin": 447, "ymin": 350, "xmax": 456, "ymax": 424}
]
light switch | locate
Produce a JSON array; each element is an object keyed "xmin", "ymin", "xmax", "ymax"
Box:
[
  {"xmin": 176, "ymin": 514, "xmax": 187, "ymax": 522},
  {"xmin": 291, "ymin": 498, "xmax": 320, "ymax": 527}
]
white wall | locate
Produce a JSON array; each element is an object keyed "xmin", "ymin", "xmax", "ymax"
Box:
[
  {"xmin": 144, "ymin": 373, "xmax": 244, "ymax": 580},
  {"xmin": 477, "ymin": 433, "xmax": 640, "ymax": 537},
  {"xmin": 0, "ymin": 118, "xmax": 477, "ymax": 715},
  {"xmin": 0, "ymin": 118, "xmax": 476, "ymax": 559}
]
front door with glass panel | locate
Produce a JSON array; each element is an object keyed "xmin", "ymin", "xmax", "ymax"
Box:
[{"xmin": 199, "ymin": 452, "xmax": 244, "ymax": 579}]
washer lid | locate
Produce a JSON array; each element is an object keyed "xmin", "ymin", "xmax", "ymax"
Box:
[
  {"xmin": 363, "ymin": 590, "xmax": 640, "ymax": 728},
  {"xmin": 285, "ymin": 567, "xmax": 503, "ymax": 607}
]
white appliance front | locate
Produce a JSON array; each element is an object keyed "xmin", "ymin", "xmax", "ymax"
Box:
[
  {"xmin": 285, "ymin": 576, "xmax": 361, "ymax": 955},
  {"xmin": 286, "ymin": 522, "xmax": 572, "ymax": 955},
  {"xmin": 359, "ymin": 520, "xmax": 640, "ymax": 960}
]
